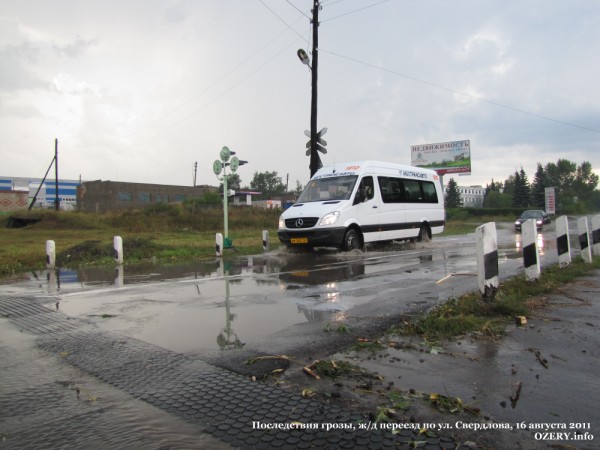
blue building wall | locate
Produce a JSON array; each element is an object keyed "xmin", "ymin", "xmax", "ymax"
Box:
[
  {"xmin": 0, "ymin": 179, "xmax": 13, "ymax": 191},
  {"xmin": 0, "ymin": 176, "xmax": 81, "ymax": 208}
]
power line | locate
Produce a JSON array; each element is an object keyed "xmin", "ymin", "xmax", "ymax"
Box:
[
  {"xmin": 320, "ymin": 48, "xmax": 600, "ymax": 134},
  {"xmin": 123, "ymin": 8, "xmax": 307, "ymax": 147},
  {"xmin": 258, "ymin": 0, "xmax": 309, "ymax": 43},
  {"xmin": 125, "ymin": 36, "xmax": 305, "ymax": 150},
  {"xmin": 285, "ymin": 0, "xmax": 311, "ymax": 20},
  {"xmin": 128, "ymin": 25, "xmax": 298, "ymax": 140},
  {"xmin": 321, "ymin": 0, "xmax": 391, "ymax": 23}
]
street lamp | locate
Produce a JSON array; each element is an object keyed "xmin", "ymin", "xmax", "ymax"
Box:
[{"xmin": 213, "ymin": 146, "xmax": 247, "ymax": 249}]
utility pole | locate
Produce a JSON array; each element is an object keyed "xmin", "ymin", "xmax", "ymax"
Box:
[
  {"xmin": 193, "ymin": 161, "xmax": 198, "ymax": 186},
  {"xmin": 310, "ymin": 0, "xmax": 320, "ymax": 177},
  {"xmin": 54, "ymin": 138, "xmax": 59, "ymax": 211}
]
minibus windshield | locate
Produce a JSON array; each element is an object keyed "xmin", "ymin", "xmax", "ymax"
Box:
[{"xmin": 297, "ymin": 175, "xmax": 358, "ymax": 203}]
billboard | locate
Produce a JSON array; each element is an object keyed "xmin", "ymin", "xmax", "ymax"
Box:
[
  {"xmin": 411, "ymin": 140, "xmax": 471, "ymax": 175},
  {"xmin": 545, "ymin": 187, "xmax": 556, "ymax": 215}
]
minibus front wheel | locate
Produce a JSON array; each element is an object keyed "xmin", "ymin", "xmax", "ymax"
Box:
[{"xmin": 341, "ymin": 228, "xmax": 362, "ymax": 251}]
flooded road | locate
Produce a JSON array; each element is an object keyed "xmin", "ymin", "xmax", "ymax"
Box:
[
  {"xmin": 0, "ymin": 222, "xmax": 567, "ymax": 354},
  {"xmin": 1, "ymin": 218, "xmax": 598, "ymax": 449}
]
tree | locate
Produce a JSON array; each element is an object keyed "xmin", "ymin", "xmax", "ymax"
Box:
[
  {"xmin": 483, "ymin": 190, "xmax": 512, "ymax": 208},
  {"xmin": 502, "ymin": 173, "xmax": 516, "ymax": 198},
  {"xmin": 444, "ymin": 178, "xmax": 463, "ymax": 208},
  {"xmin": 543, "ymin": 159, "xmax": 598, "ymax": 211},
  {"xmin": 293, "ymin": 180, "xmax": 304, "ymax": 198},
  {"xmin": 574, "ymin": 161, "xmax": 599, "ymax": 199},
  {"xmin": 249, "ymin": 171, "xmax": 286, "ymax": 199},
  {"xmin": 545, "ymin": 159, "xmax": 576, "ymax": 193},
  {"xmin": 485, "ymin": 179, "xmax": 503, "ymax": 196},
  {"xmin": 512, "ymin": 167, "xmax": 530, "ymax": 208},
  {"xmin": 218, "ymin": 172, "xmax": 241, "ymax": 193},
  {"xmin": 530, "ymin": 163, "xmax": 547, "ymax": 208}
]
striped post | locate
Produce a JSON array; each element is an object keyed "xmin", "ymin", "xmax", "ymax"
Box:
[
  {"xmin": 262, "ymin": 230, "xmax": 269, "ymax": 252},
  {"xmin": 591, "ymin": 215, "xmax": 600, "ymax": 256},
  {"xmin": 216, "ymin": 233, "xmax": 223, "ymax": 257},
  {"xmin": 113, "ymin": 236, "xmax": 124, "ymax": 265},
  {"xmin": 577, "ymin": 217, "xmax": 592, "ymax": 263},
  {"xmin": 46, "ymin": 240, "xmax": 56, "ymax": 269},
  {"xmin": 475, "ymin": 222, "xmax": 499, "ymax": 300},
  {"xmin": 522, "ymin": 219, "xmax": 540, "ymax": 281},
  {"xmin": 555, "ymin": 215, "xmax": 571, "ymax": 267}
]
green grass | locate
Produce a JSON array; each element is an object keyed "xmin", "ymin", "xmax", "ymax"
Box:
[
  {"xmin": 1, "ymin": 207, "xmax": 504, "ymax": 276},
  {"xmin": 393, "ymin": 257, "xmax": 600, "ymax": 340},
  {"xmin": 0, "ymin": 207, "xmax": 280, "ymax": 275},
  {"xmin": 440, "ymin": 214, "xmax": 514, "ymax": 236}
]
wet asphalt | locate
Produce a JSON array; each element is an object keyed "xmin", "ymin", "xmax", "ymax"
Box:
[{"xmin": 1, "ymin": 219, "xmax": 599, "ymax": 449}]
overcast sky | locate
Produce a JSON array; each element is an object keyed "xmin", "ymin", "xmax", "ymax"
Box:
[{"xmin": 1, "ymin": 0, "xmax": 599, "ymax": 190}]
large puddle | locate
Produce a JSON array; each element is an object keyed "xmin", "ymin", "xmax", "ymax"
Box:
[{"xmin": 0, "ymin": 227, "xmax": 570, "ymax": 353}]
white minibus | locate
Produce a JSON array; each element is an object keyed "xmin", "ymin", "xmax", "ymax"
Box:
[{"xmin": 278, "ymin": 161, "xmax": 445, "ymax": 251}]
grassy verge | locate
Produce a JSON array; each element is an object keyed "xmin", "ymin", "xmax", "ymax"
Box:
[
  {"xmin": 0, "ymin": 207, "xmax": 280, "ymax": 275},
  {"xmin": 0, "ymin": 206, "xmax": 496, "ymax": 276},
  {"xmin": 390, "ymin": 257, "xmax": 600, "ymax": 341}
]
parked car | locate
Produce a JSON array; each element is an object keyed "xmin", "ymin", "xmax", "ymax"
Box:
[{"xmin": 514, "ymin": 210, "xmax": 551, "ymax": 232}]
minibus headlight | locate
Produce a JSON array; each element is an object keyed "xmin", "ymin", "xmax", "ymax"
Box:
[
  {"xmin": 278, "ymin": 216, "xmax": 285, "ymax": 229},
  {"xmin": 320, "ymin": 211, "xmax": 340, "ymax": 226}
]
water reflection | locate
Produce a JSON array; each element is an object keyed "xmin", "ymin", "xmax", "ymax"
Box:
[
  {"xmin": 276, "ymin": 255, "xmax": 366, "ymax": 323},
  {"xmin": 216, "ymin": 260, "xmax": 244, "ymax": 350},
  {"xmin": 514, "ymin": 232, "xmax": 546, "ymax": 255},
  {"xmin": 1, "ymin": 247, "xmax": 471, "ymax": 352}
]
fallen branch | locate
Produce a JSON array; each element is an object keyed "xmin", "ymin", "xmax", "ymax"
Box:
[
  {"xmin": 510, "ymin": 381, "xmax": 522, "ymax": 408},
  {"xmin": 303, "ymin": 365, "xmax": 320, "ymax": 380},
  {"xmin": 528, "ymin": 348, "xmax": 549, "ymax": 369}
]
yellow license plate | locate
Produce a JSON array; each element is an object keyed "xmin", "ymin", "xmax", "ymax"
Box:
[
  {"xmin": 291, "ymin": 237, "xmax": 308, "ymax": 244},
  {"xmin": 292, "ymin": 271, "xmax": 309, "ymax": 277}
]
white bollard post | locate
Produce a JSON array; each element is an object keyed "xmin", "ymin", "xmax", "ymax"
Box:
[
  {"xmin": 475, "ymin": 222, "xmax": 499, "ymax": 300},
  {"xmin": 46, "ymin": 240, "xmax": 56, "ymax": 269},
  {"xmin": 522, "ymin": 219, "xmax": 540, "ymax": 281},
  {"xmin": 114, "ymin": 265, "xmax": 124, "ymax": 288},
  {"xmin": 216, "ymin": 233, "xmax": 223, "ymax": 257},
  {"xmin": 47, "ymin": 269, "xmax": 58, "ymax": 294},
  {"xmin": 113, "ymin": 236, "xmax": 124, "ymax": 264},
  {"xmin": 555, "ymin": 215, "xmax": 571, "ymax": 267},
  {"xmin": 591, "ymin": 215, "xmax": 600, "ymax": 256},
  {"xmin": 577, "ymin": 217, "xmax": 592, "ymax": 263},
  {"xmin": 262, "ymin": 230, "xmax": 269, "ymax": 252}
]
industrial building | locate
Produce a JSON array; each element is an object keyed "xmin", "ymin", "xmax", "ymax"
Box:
[
  {"xmin": 1, "ymin": 176, "xmax": 218, "ymax": 213},
  {"xmin": 76, "ymin": 180, "xmax": 215, "ymax": 213},
  {"xmin": 0, "ymin": 176, "xmax": 80, "ymax": 211}
]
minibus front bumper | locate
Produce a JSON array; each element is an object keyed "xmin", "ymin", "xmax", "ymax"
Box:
[{"xmin": 278, "ymin": 227, "xmax": 347, "ymax": 248}]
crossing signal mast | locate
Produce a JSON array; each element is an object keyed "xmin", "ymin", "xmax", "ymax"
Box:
[{"xmin": 298, "ymin": 0, "xmax": 327, "ymax": 177}]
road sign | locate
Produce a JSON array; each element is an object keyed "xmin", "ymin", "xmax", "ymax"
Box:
[{"xmin": 304, "ymin": 127, "xmax": 328, "ymax": 155}]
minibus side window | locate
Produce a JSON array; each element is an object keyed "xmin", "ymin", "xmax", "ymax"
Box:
[
  {"xmin": 354, "ymin": 176, "xmax": 374, "ymax": 205},
  {"xmin": 403, "ymin": 179, "xmax": 422, "ymax": 202},
  {"xmin": 377, "ymin": 176, "xmax": 403, "ymax": 203},
  {"xmin": 421, "ymin": 181, "xmax": 438, "ymax": 203}
]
